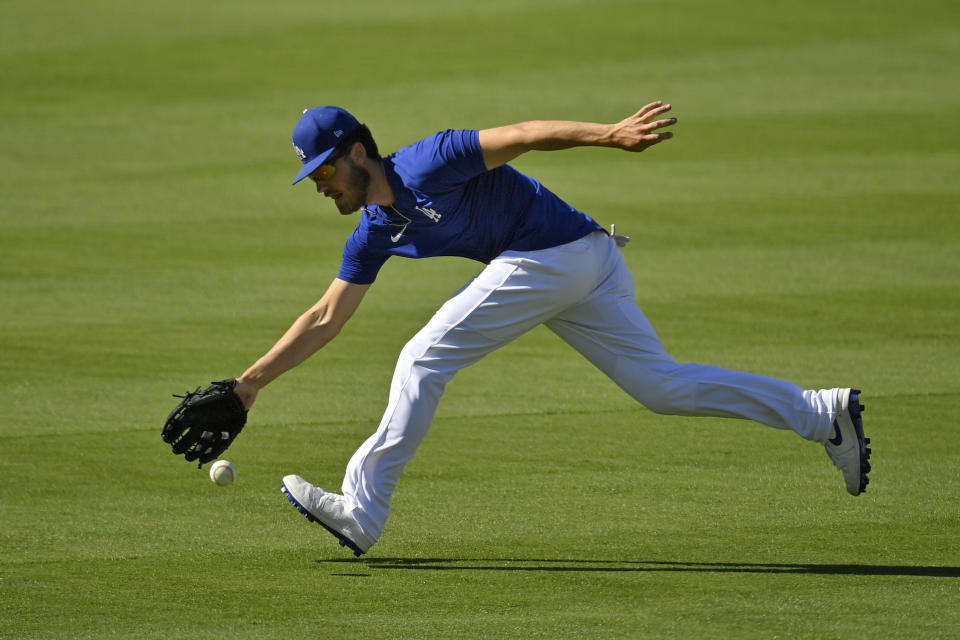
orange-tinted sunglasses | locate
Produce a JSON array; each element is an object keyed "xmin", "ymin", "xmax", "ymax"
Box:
[{"xmin": 314, "ymin": 148, "xmax": 347, "ymax": 182}]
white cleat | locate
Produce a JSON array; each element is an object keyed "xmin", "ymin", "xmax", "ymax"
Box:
[
  {"xmin": 280, "ymin": 474, "xmax": 375, "ymax": 556},
  {"xmin": 824, "ymin": 389, "xmax": 871, "ymax": 496}
]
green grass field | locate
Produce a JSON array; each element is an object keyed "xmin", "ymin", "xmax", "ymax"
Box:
[{"xmin": 2, "ymin": 1, "xmax": 959, "ymax": 637}]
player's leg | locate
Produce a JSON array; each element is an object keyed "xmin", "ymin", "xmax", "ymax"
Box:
[
  {"xmin": 338, "ymin": 233, "xmax": 612, "ymax": 543},
  {"xmin": 545, "ymin": 234, "xmax": 839, "ymax": 442},
  {"xmin": 283, "ymin": 262, "xmax": 538, "ymax": 553}
]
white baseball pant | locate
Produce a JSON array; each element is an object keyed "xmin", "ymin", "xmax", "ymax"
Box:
[{"xmin": 342, "ymin": 231, "xmax": 841, "ymax": 540}]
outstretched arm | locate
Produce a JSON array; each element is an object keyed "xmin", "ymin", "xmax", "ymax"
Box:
[
  {"xmin": 233, "ymin": 277, "xmax": 370, "ymax": 409},
  {"xmin": 478, "ymin": 101, "xmax": 677, "ymax": 170}
]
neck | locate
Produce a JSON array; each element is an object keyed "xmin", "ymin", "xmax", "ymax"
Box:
[{"xmin": 364, "ymin": 158, "xmax": 395, "ymax": 207}]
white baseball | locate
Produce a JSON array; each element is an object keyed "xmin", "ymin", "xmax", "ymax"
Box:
[{"xmin": 209, "ymin": 460, "xmax": 237, "ymax": 486}]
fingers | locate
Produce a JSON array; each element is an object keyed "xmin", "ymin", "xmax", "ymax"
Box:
[
  {"xmin": 629, "ymin": 102, "xmax": 677, "ymax": 138},
  {"xmin": 629, "ymin": 132, "xmax": 670, "ymax": 151},
  {"xmin": 645, "ymin": 116, "xmax": 677, "ymax": 132},
  {"xmin": 637, "ymin": 100, "xmax": 663, "ymax": 115},
  {"xmin": 625, "ymin": 122, "xmax": 675, "ymax": 152},
  {"xmin": 643, "ymin": 131, "xmax": 672, "ymax": 148},
  {"xmin": 611, "ymin": 101, "xmax": 677, "ymax": 151},
  {"xmin": 637, "ymin": 101, "xmax": 672, "ymax": 121},
  {"xmin": 636, "ymin": 111, "xmax": 677, "ymax": 146}
]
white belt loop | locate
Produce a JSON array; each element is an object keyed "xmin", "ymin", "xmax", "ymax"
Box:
[{"xmin": 610, "ymin": 223, "xmax": 631, "ymax": 247}]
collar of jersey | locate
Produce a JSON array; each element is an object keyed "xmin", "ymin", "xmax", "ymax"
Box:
[{"xmin": 373, "ymin": 155, "xmax": 418, "ymax": 217}]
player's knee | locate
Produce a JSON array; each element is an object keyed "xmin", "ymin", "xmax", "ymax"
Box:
[
  {"xmin": 395, "ymin": 341, "xmax": 453, "ymax": 389},
  {"xmin": 622, "ymin": 368, "xmax": 694, "ymax": 415},
  {"xmin": 636, "ymin": 391, "xmax": 681, "ymax": 415}
]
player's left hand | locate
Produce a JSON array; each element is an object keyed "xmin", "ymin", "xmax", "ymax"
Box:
[
  {"xmin": 233, "ymin": 377, "xmax": 259, "ymax": 411},
  {"xmin": 162, "ymin": 379, "xmax": 248, "ymax": 467},
  {"xmin": 610, "ymin": 101, "xmax": 677, "ymax": 152}
]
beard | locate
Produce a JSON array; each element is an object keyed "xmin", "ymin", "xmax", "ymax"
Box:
[{"xmin": 334, "ymin": 158, "xmax": 372, "ymax": 215}]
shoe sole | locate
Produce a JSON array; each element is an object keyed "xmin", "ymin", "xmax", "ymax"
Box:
[
  {"xmin": 847, "ymin": 389, "xmax": 872, "ymax": 495},
  {"xmin": 281, "ymin": 483, "xmax": 366, "ymax": 557}
]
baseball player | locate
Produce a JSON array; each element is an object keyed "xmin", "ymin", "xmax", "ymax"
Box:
[{"xmin": 231, "ymin": 102, "xmax": 871, "ymax": 556}]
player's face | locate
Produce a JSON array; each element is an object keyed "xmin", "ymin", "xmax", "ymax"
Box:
[{"xmin": 309, "ymin": 152, "xmax": 370, "ymax": 215}]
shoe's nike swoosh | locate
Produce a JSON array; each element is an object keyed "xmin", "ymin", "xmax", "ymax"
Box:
[{"xmin": 828, "ymin": 421, "xmax": 843, "ymax": 446}]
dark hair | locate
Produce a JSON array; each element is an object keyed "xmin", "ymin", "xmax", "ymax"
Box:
[{"xmin": 338, "ymin": 123, "xmax": 380, "ymax": 161}]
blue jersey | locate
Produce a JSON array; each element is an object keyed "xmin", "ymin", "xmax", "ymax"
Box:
[{"xmin": 338, "ymin": 129, "xmax": 602, "ymax": 284}]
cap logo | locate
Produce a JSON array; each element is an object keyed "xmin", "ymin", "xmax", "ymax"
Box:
[
  {"xmin": 293, "ymin": 144, "xmax": 307, "ymax": 161},
  {"xmin": 334, "ymin": 129, "xmax": 343, "ymax": 138}
]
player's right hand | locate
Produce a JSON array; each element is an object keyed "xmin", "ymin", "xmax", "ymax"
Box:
[{"xmin": 611, "ymin": 101, "xmax": 677, "ymax": 152}]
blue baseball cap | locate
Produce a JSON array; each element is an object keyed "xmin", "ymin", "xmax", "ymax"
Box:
[{"xmin": 291, "ymin": 106, "xmax": 361, "ymax": 185}]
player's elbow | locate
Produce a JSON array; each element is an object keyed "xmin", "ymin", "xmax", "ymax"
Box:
[
  {"xmin": 479, "ymin": 125, "xmax": 532, "ymax": 170},
  {"xmin": 312, "ymin": 313, "xmax": 346, "ymax": 345},
  {"xmin": 296, "ymin": 306, "xmax": 343, "ymax": 349}
]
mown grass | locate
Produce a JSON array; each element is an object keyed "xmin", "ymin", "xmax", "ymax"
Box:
[{"xmin": 2, "ymin": 1, "xmax": 958, "ymax": 638}]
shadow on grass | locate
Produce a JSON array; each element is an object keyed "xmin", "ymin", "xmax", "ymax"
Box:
[{"xmin": 319, "ymin": 558, "xmax": 960, "ymax": 578}]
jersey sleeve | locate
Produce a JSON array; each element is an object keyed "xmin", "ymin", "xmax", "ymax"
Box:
[
  {"xmin": 394, "ymin": 129, "xmax": 487, "ymax": 192},
  {"xmin": 337, "ymin": 225, "xmax": 390, "ymax": 285}
]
